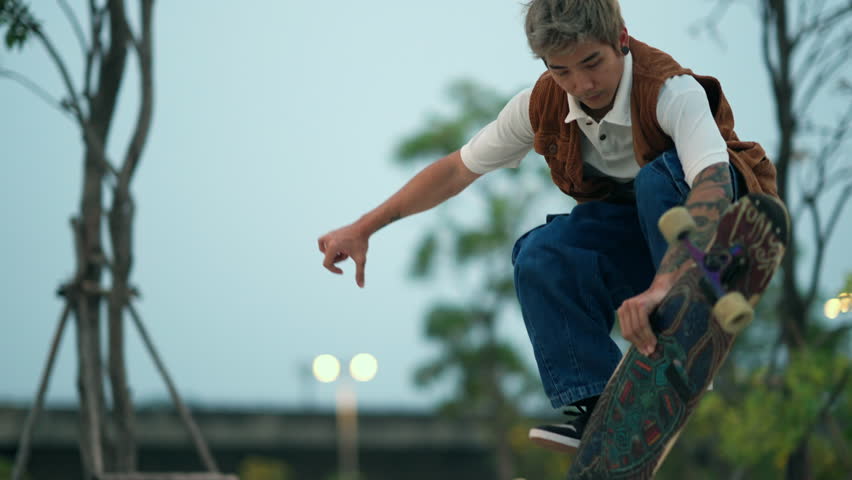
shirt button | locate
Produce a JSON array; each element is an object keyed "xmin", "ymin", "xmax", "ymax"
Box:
[
  {"xmin": 599, "ymin": 134, "xmax": 607, "ymax": 141},
  {"xmin": 548, "ymin": 144, "xmax": 558, "ymax": 154},
  {"xmin": 586, "ymin": 121, "xmax": 593, "ymax": 126}
]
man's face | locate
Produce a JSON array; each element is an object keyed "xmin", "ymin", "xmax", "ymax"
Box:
[{"xmin": 544, "ymin": 38, "xmax": 626, "ymax": 116}]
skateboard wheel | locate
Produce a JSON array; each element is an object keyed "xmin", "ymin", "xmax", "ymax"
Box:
[
  {"xmin": 658, "ymin": 207, "xmax": 696, "ymax": 245},
  {"xmin": 713, "ymin": 292, "xmax": 754, "ymax": 334}
]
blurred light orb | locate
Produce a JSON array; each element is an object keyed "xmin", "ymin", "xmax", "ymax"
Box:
[
  {"xmin": 824, "ymin": 298, "xmax": 841, "ymax": 320},
  {"xmin": 839, "ymin": 293, "xmax": 851, "ymax": 313},
  {"xmin": 313, "ymin": 354, "xmax": 341, "ymax": 383},
  {"xmin": 350, "ymin": 353, "xmax": 378, "ymax": 382}
]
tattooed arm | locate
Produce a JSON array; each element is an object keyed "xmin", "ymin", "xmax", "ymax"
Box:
[
  {"xmin": 618, "ymin": 163, "xmax": 734, "ymax": 355},
  {"xmin": 318, "ymin": 150, "xmax": 481, "ymax": 287},
  {"xmin": 657, "ymin": 163, "xmax": 734, "ymax": 281}
]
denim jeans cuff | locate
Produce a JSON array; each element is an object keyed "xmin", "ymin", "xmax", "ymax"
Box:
[{"xmin": 551, "ymin": 380, "xmax": 610, "ymax": 408}]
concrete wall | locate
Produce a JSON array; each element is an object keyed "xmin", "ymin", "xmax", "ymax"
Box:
[{"xmin": 0, "ymin": 406, "xmax": 497, "ymax": 480}]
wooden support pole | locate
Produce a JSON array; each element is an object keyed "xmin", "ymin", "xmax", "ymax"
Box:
[
  {"xmin": 126, "ymin": 302, "xmax": 219, "ymax": 472},
  {"xmin": 11, "ymin": 302, "xmax": 72, "ymax": 480}
]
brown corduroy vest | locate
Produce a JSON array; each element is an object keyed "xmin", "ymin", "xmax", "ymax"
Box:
[{"xmin": 528, "ymin": 37, "xmax": 778, "ymax": 203}]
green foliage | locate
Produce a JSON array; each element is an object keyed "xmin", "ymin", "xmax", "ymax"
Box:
[
  {"xmin": 239, "ymin": 456, "xmax": 291, "ymax": 480},
  {"xmin": 509, "ymin": 421, "xmax": 571, "ymax": 478},
  {"xmin": 395, "ymin": 79, "xmax": 507, "ymax": 163},
  {"xmin": 0, "ymin": 457, "xmax": 27, "ymax": 480},
  {"xmin": 411, "ymin": 232, "xmax": 438, "ymax": 278},
  {"xmin": 423, "ymin": 304, "xmax": 478, "ymax": 342},
  {"xmin": 398, "ymin": 79, "xmax": 565, "ymax": 476},
  {"xmin": 487, "ymin": 273, "xmax": 516, "ymax": 298},
  {"xmin": 399, "ymin": 79, "xmax": 544, "ymax": 411},
  {"xmin": 0, "ymin": 0, "xmax": 38, "ymax": 49},
  {"xmin": 414, "ymin": 303, "xmax": 535, "ymax": 413},
  {"xmin": 661, "ymin": 275, "xmax": 852, "ymax": 478},
  {"xmin": 654, "ymin": 431, "xmax": 734, "ymax": 480},
  {"xmin": 805, "ymin": 314, "xmax": 852, "ymax": 356},
  {"xmin": 454, "ymin": 194, "xmax": 519, "ymax": 263},
  {"xmin": 692, "ymin": 351, "xmax": 851, "ymax": 475}
]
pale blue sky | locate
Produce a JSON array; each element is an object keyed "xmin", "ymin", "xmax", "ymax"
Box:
[{"xmin": 1, "ymin": 1, "xmax": 849, "ymax": 412}]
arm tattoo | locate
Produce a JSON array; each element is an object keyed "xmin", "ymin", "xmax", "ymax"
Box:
[
  {"xmin": 379, "ymin": 213, "xmax": 403, "ymax": 230},
  {"xmin": 657, "ymin": 163, "xmax": 734, "ymax": 275}
]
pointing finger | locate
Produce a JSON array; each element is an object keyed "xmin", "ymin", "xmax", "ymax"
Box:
[{"xmin": 354, "ymin": 255, "xmax": 366, "ymax": 288}]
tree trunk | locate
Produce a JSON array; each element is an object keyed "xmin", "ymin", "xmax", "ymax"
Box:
[
  {"xmin": 761, "ymin": 2, "xmax": 815, "ymax": 476},
  {"xmin": 76, "ymin": 146, "xmax": 109, "ymax": 478},
  {"xmin": 109, "ymin": 185, "xmax": 138, "ymax": 471},
  {"xmin": 495, "ymin": 432, "xmax": 514, "ymax": 480},
  {"xmin": 786, "ymin": 441, "xmax": 812, "ymax": 480},
  {"xmin": 3, "ymin": 0, "xmax": 156, "ymax": 476},
  {"xmin": 484, "ymin": 311, "xmax": 515, "ymax": 480},
  {"xmin": 87, "ymin": 1, "xmax": 130, "ymax": 471}
]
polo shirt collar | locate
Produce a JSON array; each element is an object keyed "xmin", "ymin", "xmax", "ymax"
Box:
[{"xmin": 564, "ymin": 52, "xmax": 633, "ymax": 126}]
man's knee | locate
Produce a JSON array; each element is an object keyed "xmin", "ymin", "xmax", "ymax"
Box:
[
  {"xmin": 514, "ymin": 241, "xmax": 590, "ymax": 286},
  {"xmin": 635, "ymin": 149, "xmax": 691, "ymax": 209},
  {"xmin": 514, "ymin": 239, "xmax": 553, "ymax": 282}
]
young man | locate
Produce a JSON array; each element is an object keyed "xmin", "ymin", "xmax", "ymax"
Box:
[{"xmin": 318, "ymin": 0, "xmax": 777, "ymax": 452}]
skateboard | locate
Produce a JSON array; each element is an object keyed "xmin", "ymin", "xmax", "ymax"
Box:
[{"xmin": 566, "ymin": 193, "xmax": 789, "ymax": 479}]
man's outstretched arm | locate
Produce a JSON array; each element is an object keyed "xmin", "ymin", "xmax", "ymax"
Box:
[{"xmin": 318, "ymin": 150, "xmax": 481, "ymax": 287}]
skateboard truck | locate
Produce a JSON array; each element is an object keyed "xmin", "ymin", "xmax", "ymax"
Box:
[{"xmin": 658, "ymin": 207, "xmax": 755, "ymax": 334}]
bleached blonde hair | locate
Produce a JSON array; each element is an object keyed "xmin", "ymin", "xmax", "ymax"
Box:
[{"xmin": 524, "ymin": 0, "xmax": 625, "ymax": 59}]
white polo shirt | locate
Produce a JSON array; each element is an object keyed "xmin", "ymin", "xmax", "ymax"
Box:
[{"xmin": 459, "ymin": 53, "xmax": 729, "ymax": 187}]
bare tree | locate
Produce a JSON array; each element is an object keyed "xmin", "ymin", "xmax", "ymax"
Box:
[
  {"xmin": 693, "ymin": 0, "xmax": 852, "ymax": 477},
  {"xmin": 1, "ymin": 2, "xmax": 231, "ymax": 479},
  {"xmin": 2, "ymin": 0, "xmax": 152, "ymax": 473}
]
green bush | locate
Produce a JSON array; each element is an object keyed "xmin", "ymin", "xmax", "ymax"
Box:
[{"xmin": 239, "ymin": 456, "xmax": 291, "ymax": 480}]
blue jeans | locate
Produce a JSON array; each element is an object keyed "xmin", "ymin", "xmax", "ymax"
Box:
[{"xmin": 512, "ymin": 150, "xmax": 743, "ymax": 408}]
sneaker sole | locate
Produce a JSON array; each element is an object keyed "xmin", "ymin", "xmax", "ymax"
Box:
[{"xmin": 529, "ymin": 429, "xmax": 581, "ymax": 453}]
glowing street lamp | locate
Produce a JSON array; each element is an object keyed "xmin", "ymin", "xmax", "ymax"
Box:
[
  {"xmin": 825, "ymin": 298, "xmax": 841, "ymax": 320},
  {"xmin": 312, "ymin": 354, "xmax": 341, "ymax": 383},
  {"xmin": 824, "ymin": 293, "xmax": 851, "ymax": 320},
  {"xmin": 350, "ymin": 353, "xmax": 378, "ymax": 382},
  {"xmin": 840, "ymin": 293, "xmax": 851, "ymax": 314},
  {"xmin": 312, "ymin": 353, "xmax": 378, "ymax": 480}
]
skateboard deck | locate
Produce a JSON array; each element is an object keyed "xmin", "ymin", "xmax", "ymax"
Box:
[{"xmin": 566, "ymin": 193, "xmax": 789, "ymax": 479}]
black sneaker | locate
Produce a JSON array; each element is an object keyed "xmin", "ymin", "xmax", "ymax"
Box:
[{"xmin": 529, "ymin": 399, "xmax": 597, "ymax": 453}]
